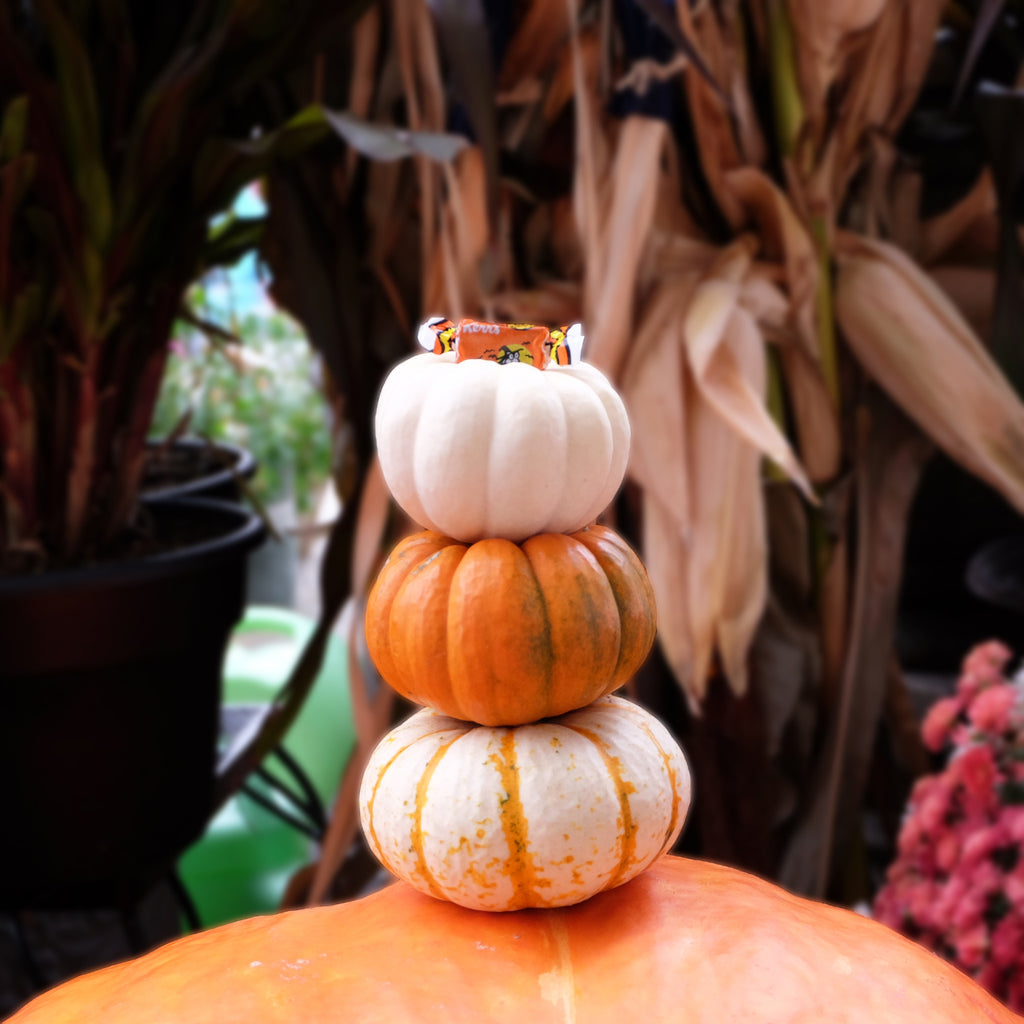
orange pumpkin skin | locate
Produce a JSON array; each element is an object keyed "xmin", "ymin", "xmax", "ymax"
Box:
[
  {"xmin": 11, "ymin": 856, "xmax": 1021, "ymax": 1024},
  {"xmin": 365, "ymin": 524, "xmax": 656, "ymax": 725}
]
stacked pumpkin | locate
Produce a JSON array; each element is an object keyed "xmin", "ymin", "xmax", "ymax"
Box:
[
  {"xmin": 358, "ymin": 318, "xmax": 692, "ymax": 911},
  {"xmin": 11, "ymin": 320, "xmax": 1024, "ymax": 1024}
]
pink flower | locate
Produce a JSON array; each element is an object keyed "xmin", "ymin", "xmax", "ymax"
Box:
[
  {"xmin": 915, "ymin": 788, "xmax": 952, "ymax": 835},
  {"xmin": 960, "ymin": 823, "xmax": 1009, "ymax": 868},
  {"xmin": 1003, "ymin": 807, "xmax": 1024, "ymax": 843},
  {"xmin": 954, "ymin": 920, "xmax": 989, "ymax": 968},
  {"xmin": 951, "ymin": 884, "xmax": 987, "ymax": 932},
  {"xmin": 961, "ymin": 640, "xmax": 1013, "ymax": 686},
  {"xmin": 874, "ymin": 641, "xmax": 1024, "ymax": 1009},
  {"xmin": 950, "ymin": 745, "xmax": 999, "ymax": 806},
  {"xmin": 1005, "ymin": 872, "xmax": 1024, "ymax": 907},
  {"xmin": 934, "ymin": 828, "xmax": 961, "ymax": 873},
  {"xmin": 967, "ymin": 684, "xmax": 1018, "ymax": 735},
  {"xmin": 922, "ymin": 695, "xmax": 964, "ymax": 751},
  {"xmin": 1007, "ymin": 968, "xmax": 1024, "ymax": 1013},
  {"xmin": 991, "ymin": 914, "xmax": 1024, "ymax": 970}
]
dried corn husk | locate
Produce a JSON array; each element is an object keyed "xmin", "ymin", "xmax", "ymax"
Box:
[
  {"xmin": 835, "ymin": 232, "xmax": 1024, "ymax": 513},
  {"xmin": 624, "ymin": 251, "xmax": 813, "ymax": 704},
  {"xmin": 584, "ymin": 116, "xmax": 668, "ymax": 378}
]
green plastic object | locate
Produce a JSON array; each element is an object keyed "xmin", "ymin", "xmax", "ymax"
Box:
[{"xmin": 178, "ymin": 605, "xmax": 355, "ymax": 928}]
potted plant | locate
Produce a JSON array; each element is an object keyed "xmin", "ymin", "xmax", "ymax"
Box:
[{"xmin": 0, "ymin": 0, "xmax": 369, "ymax": 962}]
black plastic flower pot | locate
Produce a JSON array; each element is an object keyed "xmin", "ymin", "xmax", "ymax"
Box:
[
  {"xmin": 0, "ymin": 497, "xmax": 265, "ymax": 911},
  {"xmin": 141, "ymin": 437, "xmax": 258, "ymax": 505}
]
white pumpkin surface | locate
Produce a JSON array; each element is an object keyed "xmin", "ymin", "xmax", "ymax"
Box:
[
  {"xmin": 374, "ymin": 352, "xmax": 630, "ymax": 542},
  {"xmin": 359, "ymin": 695, "xmax": 691, "ymax": 911}
]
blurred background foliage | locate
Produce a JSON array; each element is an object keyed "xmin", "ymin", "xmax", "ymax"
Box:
[{"xmin": 152, "ymin": 282, "xmax": 332, "ymax": 515}]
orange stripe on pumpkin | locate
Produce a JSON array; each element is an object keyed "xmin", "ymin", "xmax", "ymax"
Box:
[
  {"xmin": 563, "ymin": 724, "xmax": 638, "ymax": 891},
  {"xmin": 488, "ymin": 731, "xmax": 544, "ymax": 909},
  {"xmin": 363, "ymin": 727, "xmax": 457, "ymax": 870},
  {"xmin": 411, "ymin": 735, "xmax": 461, "ymax": 900}
]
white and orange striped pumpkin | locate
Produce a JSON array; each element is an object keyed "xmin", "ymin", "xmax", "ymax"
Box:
[
  {"xmin": 358, "ymin": 695, "xmax": 691, "ymax": 911},
  {"xmin": 373, "ymin": 352, "xmax": 630, "ymax": 543}
]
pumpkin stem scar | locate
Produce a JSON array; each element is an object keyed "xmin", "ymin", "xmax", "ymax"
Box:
[
  {"xmin": 563, "ymin": 724, "xmax": 637, "ymax": 889},
  {"xmin": 489, "ymin": 731, "xmax": 543, "ymax": 907},
  {"xmin": 411, "ymin": 735, "xmax": 460, "ymax": 899},
  {"xmin": 537, "ymin": 914, "xmax": 578, "ymax": 1023}
]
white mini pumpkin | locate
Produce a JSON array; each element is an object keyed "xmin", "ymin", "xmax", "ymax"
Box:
[
  {"xmin": 374, "ymin": 352, "xmax": 630, "ymax": 542},
  {"xmin": 359, "ymin": 694, "xmax": 691, "ymax": 911}
]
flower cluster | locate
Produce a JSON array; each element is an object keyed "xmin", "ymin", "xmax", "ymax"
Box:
[{"xmin": 873, "ymin": 641, "xmax": 1024, "ymax": 1010}]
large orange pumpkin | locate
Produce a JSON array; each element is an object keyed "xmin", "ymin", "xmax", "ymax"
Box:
[
  {"xmin": 10, "ymin": 856, "xmax": 1021, "ymax": 1023},
  {"xmin": 365, "ymin": 525, "xmax": 656, "ymax": 725}
]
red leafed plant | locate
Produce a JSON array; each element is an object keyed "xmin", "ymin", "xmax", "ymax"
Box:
[{"xmin": 873, "ymin": 640, "xmax": 1024, "ymax": 1010}]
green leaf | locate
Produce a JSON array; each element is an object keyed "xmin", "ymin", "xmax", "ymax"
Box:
[
  {"xmin": 177, "ymin": 304, "xmax": 241, "ymax": 345},
  {"xmin": 321, "ymin": 109, "xmax": 469, "ymax": 163},
  {"xmin": 0, "ymin": 284, "xmax": 44, "ymax": 359},
  {"xmin": 0, "ymin": 96, "xmax": 29, "ymax": 163},
  {"xmin": 34, "ymin": 0, "xmax": 113, "ymax": 251},
  {"xmin": 192, "ymin": 106, "xmax": 328, "ymax": 216},
  {"xmin": 202, "ymin": 214, "xmax": 266, "ymax": 273}
]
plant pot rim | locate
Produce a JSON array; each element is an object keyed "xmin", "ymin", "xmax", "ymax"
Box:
[
  {"xmin": 0, "ymin": 497, "xmax": 265, "ymax": 596},
  {"xmin": 142, "ymin": 436, "xmax": 258, "ymax": 503}
]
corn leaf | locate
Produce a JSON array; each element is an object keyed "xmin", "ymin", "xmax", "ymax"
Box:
[
  {"xmin": 586, "ymin": 115, "xmax": 666, "ymax": 378},
  {"xmin": 431, "ymin": 0, "xmax": 499, "ymax": 230},
  {"xmin": 835, "ymin": 231, "xmax": 1024, "ymax": 514},
  {"xmin": 684, "ymin": 271, "xmax": 815, "ymax": 501}
]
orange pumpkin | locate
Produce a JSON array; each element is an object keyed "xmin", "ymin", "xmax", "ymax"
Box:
[
  {"xmin": 11, "ymin": 856, "xmax": 1021, "ymax": 1023},
  {"xmin": 365, "ymin": 525, "xmax": 656, "ymax": 725}
]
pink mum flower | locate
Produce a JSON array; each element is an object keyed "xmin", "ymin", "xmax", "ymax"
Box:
[
  {"xmin": 954, "ymin": 920, "xmax": 989, "ymax": 968},
  {"xmin": 991, "ymin": 914, "xmax": 1024, "ymax": 970},
  {"xmin": 950, "ymin": 745, "xmax": 999, "ymax": 806},
  {"xmin": 968, "ymin": 683, "xmax": 1018, "ymax": 735},
  {"xmin": 922, "ymin": 695, "xmax": 964, "ymax": 752},
  {"xmin": 1003, "ymin": 807, "xmax": 1024, "ymax": 843},
  {"xmin": 873, "ymin": 641, "xmax": 1024, "ymax": 1011},
  {"xmin": 961, "ymin": 640, "xmax": 1013, "ymax": 687},
  {"xmin": 960, "ymin": 823, "xmax": 1009, "ymax": 869}
]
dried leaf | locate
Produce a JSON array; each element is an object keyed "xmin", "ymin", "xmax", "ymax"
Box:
[
  {"xmin": 927, "ymin": 265, "xmax": 996, "ymax": 344},
  {"xmin": 778, "ymin": 396, "xmax": 929, "ymax": 896},
  {"xmin": 835, "ymin": 231, "xmax": 1024, "ymax": 514},
  {"xmin": 441, "ymin": 147, "xmax": 490, "ymax": 311},
  {"xmin": 431, "ymin": 0, "xmax": 499, "ymax": 229},
  {"xmin": 919, "ymin": 170, "xmax": 997, "ymax": 267},
  {"xmin": 642, "ymin": 489, "xmax": 698, "ymax": 708},
  {"xmin": 623, "ymin": 278, "xmax": 695, "ymax": 530},
  {"xmin": 585, "ymin": 116, "xmax": 667, "ymax": 378},
  {"xmin": 710, "ymin": 317, "xmax": 770, "ymax": 695},
  {"xmin": 674, "ymin": 0, "xmax": 746, "ymax": 226},
  {"xmin": 684, "ymin": 272, "xmax": 815, "ymax": 500},
  {"xmin": 785, "ymin": 0, "xmax": 887, "ymax": 140},
  {"xmin": 498, "ymin": 0, "xmax": 573, "ymax": 90}
]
